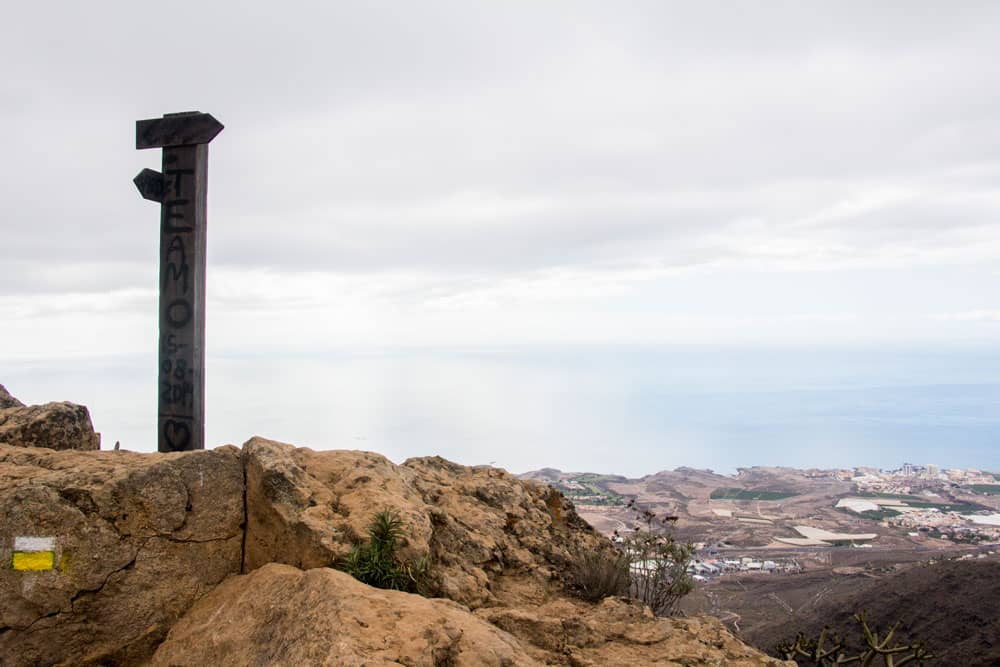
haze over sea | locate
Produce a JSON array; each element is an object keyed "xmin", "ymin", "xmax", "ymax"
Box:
[{"xmin": 6, "ymin": 344, "xmax": 998, "ymax": 478}]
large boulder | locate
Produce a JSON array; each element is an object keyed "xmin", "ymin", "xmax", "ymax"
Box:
[
  {"xmin": 150, "ymin": 563, "xmax": 535, "ymax": 667},
  {"xmin": 0, "ymin": 385, "xmax": 100, "ymax": 451},
  {"xmin": 150, "ymin": 564, "xmax": 790, "ymax": 667},
  {"xmin": 241, "ymin": 437, "xmax": 613, "ymax": 608},
  {"xmin": 0, "ymin": 445, "xmax": 244, "ymax": 666}
]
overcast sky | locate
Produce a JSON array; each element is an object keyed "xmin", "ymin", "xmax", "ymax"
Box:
[{"xmin": 2, "ymin": 3, "xmax": 999, "ymax": 467}]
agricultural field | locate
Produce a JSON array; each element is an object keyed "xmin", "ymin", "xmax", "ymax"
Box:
[
  {"xmin": 551, "ymin": 473, "xmax": 625, "ymax": 506},
  {"xmin": 710, "ymin": 488, "xmax": 798, "ymax": 501}
]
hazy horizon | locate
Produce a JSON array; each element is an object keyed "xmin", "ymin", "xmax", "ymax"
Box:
[
  {"xmin": 6, "ymin": 342, "xmax": 998, "ymax": 478},
  {"xmin": 3, "ymin": 3, "xmax": 998, "ymax": 476}
]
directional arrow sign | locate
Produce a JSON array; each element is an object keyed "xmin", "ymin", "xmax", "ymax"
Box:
[
  {"xmin": 133, "ymin": 168, "xmax": 164, "ymax": 203},
  {"xmin": 134, "ymin": 111, "xmax": 224, "ymax": 452},
  {"xmin": 136, "ymin": 111, "xmax": 225, "ymax": 149}
]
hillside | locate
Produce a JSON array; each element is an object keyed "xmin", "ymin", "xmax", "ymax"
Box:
[
  {"xmin": 520, "ymin": 463, "xmax": 998, "ymax": 551},
  {"xmin": 743, "ymin": 558, "xmax": 1000, "ymax": 666}
]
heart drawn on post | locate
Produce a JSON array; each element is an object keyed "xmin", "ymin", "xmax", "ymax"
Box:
[{"xmin": 163, "ymin": 419, "xmax": 192, "ymax": 451}]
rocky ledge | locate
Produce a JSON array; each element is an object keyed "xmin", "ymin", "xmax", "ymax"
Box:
[{"xmin": 0, "ymin": 389, "xmax": 789, "ymax": 666}]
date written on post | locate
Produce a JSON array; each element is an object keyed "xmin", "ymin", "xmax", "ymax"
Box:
[{"xmin": 160, "ymin": 357, "xmax": 194, "ymax": 408}]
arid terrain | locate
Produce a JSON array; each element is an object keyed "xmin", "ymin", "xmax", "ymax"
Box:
[
  {"xmin": 740, "ymin": 558, "xmax": 1000, "ymax": 666},
  {"xmin": 521, "ymin": 465, "xmax": 1000, "ymax": 551},
  {"xmin": 522, "ymin": 464, "xmax": 1000, "ymax": 663}
]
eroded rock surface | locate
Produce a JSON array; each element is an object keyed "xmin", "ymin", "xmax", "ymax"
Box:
[
  {"xmin": 0, "ymin": 428, "xmax": 792, "ymax": 667},
  {"xmin": 478, "ymin": 597, "xmax": 791, "ymax": 666},
  {"xmin": 242, "ymin": 437, "xmax": 613, "ymax": 608},
  {"xmin": 0, "ymin": 386, "xmax": 100, "ymax": 451},
  {"xmin": 150, "ymin": 563, "xmax": 535, "ymax": 667},
  {"xmin": 151, "ymin": 564, "xmax": 789, "ymax": 667},
  {"xmin": 0, "ymin": 445, "xmax": 243, "ymax": 666}
]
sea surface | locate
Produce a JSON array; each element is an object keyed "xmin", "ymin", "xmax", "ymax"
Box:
[{"xmin": 5, "ymin": 344, "xmax": 999, "ymax": 477}]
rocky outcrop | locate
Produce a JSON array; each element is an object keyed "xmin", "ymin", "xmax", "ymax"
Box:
[
  {"xmin": 0, "ymin": 445, "xmax": 243, "ymax": 666},
  {"xmin": 151, "ymin": 564, "xmax": 789, "ymax": 667},
  {"xmin": 0, "ymin": 386, "xmax": 100, "ymax": 451},
  {"xmin": 242, "ymin": 437, "xmax": 613, "ymax": 608},
  {"xmin": 0, "ymin": 384, "xmax": 24, "ymax": 409},
  {"xmin": 1, "ymin": 428, "xmax": 790, "ymax": 666},
  {"xmin": 151, "ymin": 564, "xmax": 794, "ymax": 667},
  {"xmin": 478, "ymin": 597, "xmax": 790, "ymax": 666},
  {"xmin": 150, "ymin": 564, "xmax": 534, "ymax": 667}
]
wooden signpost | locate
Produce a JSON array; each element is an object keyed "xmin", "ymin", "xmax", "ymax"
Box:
[{"xmin": 134, "ymin": 111, "xmax": 223, "ymax": 452}]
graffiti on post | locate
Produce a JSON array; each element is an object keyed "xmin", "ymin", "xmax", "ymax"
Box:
[{"xmin": 135, "ymin": 112, "xmax": 223, "ymax": 452}]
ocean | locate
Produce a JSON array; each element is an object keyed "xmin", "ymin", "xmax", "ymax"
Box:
[{"xmin": 4, "ymin": 344, "xmax": 999, "ymax": 477}]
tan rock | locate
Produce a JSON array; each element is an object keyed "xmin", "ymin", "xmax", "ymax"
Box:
[
  {"xmin": 0, "ymin": 385, "xmax": 100, "ymax": 451},
  {"xmin": 0, "ymin": 430, "xmax": 794, "ymax": 667},
  {"xmin": 242, "ymin": 437, "xmax": 433, "ymax": 572},
  {"xmin": 477, "ymin": 597, "xmax": 793, "ymax": 666},
  {"xmin": 151, "ymin": 564, "xmax": 791, "ymax": 667},
  {"xmin": 150, "ymin": 563, "xmax": 538, "ymax": 667},
  {"xmin": 0, "ymin": 383, "xmax": 24, "ymax": 409},
  {"xmin": 241, "ymin": 437, "xmax": 614, "ymax": 608},
  {"xmin": 0, "ymin": 445, "xmax": 243, "ymax": 666}
]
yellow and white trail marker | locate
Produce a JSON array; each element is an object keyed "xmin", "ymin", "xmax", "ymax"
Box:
[{"xmin": 12, "ymin": 537, "xmax": 56, "ymax": 571}]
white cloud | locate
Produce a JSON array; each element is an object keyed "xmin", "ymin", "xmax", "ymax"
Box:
[{"xmin": 3, "ymin": 1, "xmax": 1000, "ymax": 357}]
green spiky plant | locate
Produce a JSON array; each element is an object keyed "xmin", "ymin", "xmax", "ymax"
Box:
[{"xmin": 339, "ymin": 508, "xmax": 430, "ymax": 594}]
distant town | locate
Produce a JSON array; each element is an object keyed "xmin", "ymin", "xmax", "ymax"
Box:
[
  {"xmin": 521, "ymin": 460, "xmax": 1000, "ymax": 644},
  {"xmin": 521, "ymin": 461, "xmax": 1000, "ymax": 577}
]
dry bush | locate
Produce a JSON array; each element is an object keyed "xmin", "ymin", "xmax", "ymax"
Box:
[
  {"xmin": 567, "ymin": 499, "xmax": 694, "ymax": 615},
  {"xmin": 568, "ymin": 548, "xmax": 631, "ymax": 602}
]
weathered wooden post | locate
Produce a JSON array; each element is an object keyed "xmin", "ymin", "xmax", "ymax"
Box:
[{"xmin": 134, "ymin": 111, "xmax": 223, "ymax": 452}]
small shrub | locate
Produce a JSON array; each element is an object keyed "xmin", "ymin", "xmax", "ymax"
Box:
[
  {"xmin": 567, "ymin": 499, "xmax": 694, "ymax": 615},
  {"xmin": 338, "ymin": 508, "xmax": 430, "ymax": 594},
  {"xmin": 622, "ymin": 507, "xmax": 695, "ymax": 616},
  {"xmin": 568, "ymin": 548, "xmax": 631, "ymax": 602}
]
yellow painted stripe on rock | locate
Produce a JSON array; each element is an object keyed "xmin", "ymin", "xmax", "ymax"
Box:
[{"xmin": 12, "ymin": 551, "xmax": 55, "ymax": 571}]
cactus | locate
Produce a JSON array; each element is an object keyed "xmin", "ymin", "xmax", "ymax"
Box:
[{"xmin": 775, "ymin": 611, "xmax": 933, "ymax": 666}]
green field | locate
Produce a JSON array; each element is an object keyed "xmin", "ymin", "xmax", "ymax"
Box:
[
  {"xmin": 710, "ymin": 488, "xmax": 797, "ymax": 501},
  {"xmin": 969, "ymin": 484, "xmax": 1000, "ymax": 495},
  {"xmin": 835, "ymin": 506, "xmax": 902, "ymax": 521},
  {"xmin": 905, "ymin": 501, "xmax": 981, "ymax": 513},
  {"xmin": 856, "ymin": 491, "xmax": 925, "ymax": 502},
  {"xmin": 558, "ymin": 474, "xmax": 625, "ymax": 505},
  {"xmin": 860, "ymin": 508, "xmax": 902, "ymax": 520}
]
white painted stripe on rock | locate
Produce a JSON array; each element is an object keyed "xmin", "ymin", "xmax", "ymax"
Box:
[{"xmin": 14, "ymin": 536, "xmax": 56, "ymax": 552}]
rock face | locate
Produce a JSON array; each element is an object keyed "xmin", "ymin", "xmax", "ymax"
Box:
[
  {"xmin": 478, "ymin": 597, "xmax": 789, "ymax": 666},
  {"xmin": 0, "ymin": 445, "xmax": 243, "ymax": 666},
  {"xmin": 150, "ymin": 564, "xmax": 534, "ymax": 667},
  {"xmin": 1, "ymin": 426, "xmax": 790, "ymax": 666},
  {"xmin": 152, "ymin": 564, "xmax": 789, "ymax": 667},
  {"xmin": 0, "ymin": 386, "xmax": 100, "ymax": 451},
  {"xmin": 242, "ymin": 437, "xmax": 614, "ymax": 608}
]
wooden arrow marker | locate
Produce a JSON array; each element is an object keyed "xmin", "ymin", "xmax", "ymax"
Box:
[
  {"xmin": 133, "ymin": 168, "xmax": 164, "ymax": 203},
  {"xmin": 134, "ymin": 111, "xmax": 223, "ymax": 452}
]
